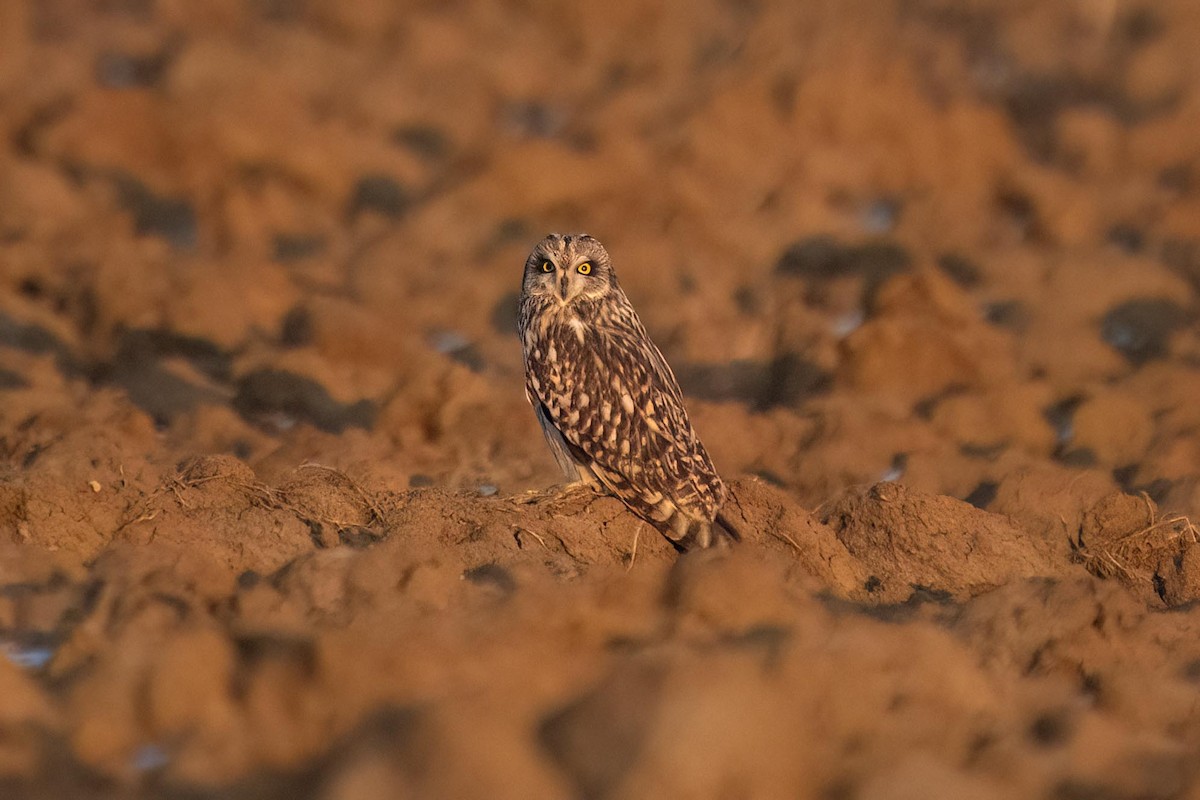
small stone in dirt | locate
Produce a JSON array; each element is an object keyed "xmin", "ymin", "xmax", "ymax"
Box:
[
  {"xmin": 960, "ymin": 442, "xmax": 1006, "ymax": 460},
  {"xmin": 0, "ymin": 314, "xmax": 65, "ymax": 357},
  {"xmin": 0, "ymin": 637, "xmax": 57, "ymax": 670},
  {"xmin": 1160, "ymin": 238, "xmax": 1200, "ymax": 292},
  {"xmin": 338, "ymin": 527, "xmax": 384, "ymax": 549},
  {"xmin": 1043, "ymin": 395, "xmax": 1083, "ymax": 446},
  {"xmin": 102, "ymin": 329, "xmax": 231, "ymax": 424},
  {"xmin": 501, "ymin": 100, "xmax": 567, "ymax": 139},
  {"xmin": 462, "ymin": 563, "xmax": 516, "ymax": 594},
  {"xmin": 964, "ymin": 482, "xmax": 998, "ymax": 510},
  {"xmin": 856, "ymin": 586, "xmax": 957, "ymax": 624},
  {"xmin": 1158, "ymin": 163, "xmax": 1193, "ymax": 194},
  {"xmin": 880, "ymin": 453, "xmax": 907, "ymax": 482},
  {"xmin": 113, "ymin": 175, "xmax": 198, "ymax": 251},
  {"xmin": 478, "ymin": 484, "xmax": 498, "ymax": 497},
  {"xmin": 1106, "ymin": 223, "xmax": 1145, "ymax": 254},
  {"xmin": 115, "ymin": 328, "xmax": 232, "ymax": 381},
  {"xmin": 233, "ymin": 369, "xmax": 376, "ymax": 433},
  {"xmin": 428, "ymin": 330, "xmax": 469, "ymax": 354},
  {"xmin": 539, "ymin": 660, "xmax": 665, "ymax": 799},
  {"xmin": 984, "ymin": 300, "xmax": 1030, "ymax": 332},
  {"xmin": 1100, "ymin": 298, "xmax": 1192, "ymax": 364},
  {"xmin": 347, "ymin": 174, "xmax": 411, "ymax": 221},
  {"xmin": 130, "ymin": 743, "xmax": 169, "ymax": 773},
  {"xmin": 17, "ymin": 278, "xmax": 42, "ymax": 299},
  {"xmin": 1140, "ymin": 478, "xmax": 1173, "ymax": 505},
  {"xmin": 0, "ymin": 368, "xmax": 28, "ymax": 389},
  {"xmin": 674, "ymin": 354, "xmax": 830, "ymax": 409},
  {"xmin": 1111, "ymin": 464, "xmax": 1139, "ymax": 489},
  {"xmin": 1057, "ymin": 448, "xmax": 1097, "ymax": 468},
  {"xmin": 732, "ymin": 284, "xmax": 761, "ymax": 315},
  {"xmin": 106, "ymin": 361, "xmax": 226, "ymax": 426},
  {"xmin": 775, "ymin": 235, "xmax": 911, "ymax": 286},
  {"xmin": 831, "ymin": 309, "xmax": 865, "ymax": 338},
  {"xmin": 1156, "ymin": 544, "xmax": 1200, "ymax": 606},
  {"xmin": 1028, "ymin": 712, "xmax": 1071, "ymax": 747},
  {"xmin": 272, "ymin": 233, "xmax": 325, "ymax": 263},
  {"xmin": 935, "ymin": 253, "xmax": 982, "ymax": 288},
  {"xmin": 994, "ymin": 188, "xmax": 1043, "ymax": 241},
  {"xmin": 280, "ymin": 306, "xmax": 314, "ymax": 348},
  {"xmin": 391, "ymin": 125, "xmax": 451, "ymax": 161},
  {"xmin": 234, "ymin": 633, "xmax": 316, "ymax": 671},
  {"xmin": 717, "ymin": 624, "xmax": 791, "ymax": 668},
  {"xmin": 912, "ymin": 384, "xmax": 969, "ymax": 421},
  {"xmin": 861, "ymin": 197, "xmax": 902, "ymax": 234},
  {"xmin": 750, "ymin": 469, "xmax": 787, "ymax": 486},
  {"xmin": 1121, "ymin": 7, "xmax": 1165, "ymax": 45},
  {"xmin": 95, "ymin": 50, "xmax": 171, "ymax": 88},
  {"xmin": 427, "ymin": 330, "xmax": 485, "ymax": 372}
]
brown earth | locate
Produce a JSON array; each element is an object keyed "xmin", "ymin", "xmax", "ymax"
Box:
[{"xmin": 1, "ymin": 0, "xmax": 1200, "ymax": 797}]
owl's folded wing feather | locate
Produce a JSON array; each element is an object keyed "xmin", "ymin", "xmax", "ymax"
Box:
[{"xmin": 527, "ymin": 320, "xmax": 724, "ymax": 527}]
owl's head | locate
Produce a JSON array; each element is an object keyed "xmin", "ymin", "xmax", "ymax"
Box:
[{"xmin": 522, "ymin": 233, "xmax": 616, "ymax": 305}]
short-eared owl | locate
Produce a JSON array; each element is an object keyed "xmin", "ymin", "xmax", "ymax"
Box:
[{"xmin": 518, "ymin": 233, "xmax": 735, "ymax": 550}]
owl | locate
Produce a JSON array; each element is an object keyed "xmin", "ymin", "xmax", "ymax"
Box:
[{"xmin": 518, "ymin": 233, "xmax": 736, "ymax": 550}]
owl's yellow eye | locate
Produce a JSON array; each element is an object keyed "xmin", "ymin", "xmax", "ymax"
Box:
[
  {"xmin": 577, "ymin": 262, "xmax": 593, "ymax": 275},
  {"xmin": 540, "ymin": 260, "xmax": 554, "ymax": 273}
]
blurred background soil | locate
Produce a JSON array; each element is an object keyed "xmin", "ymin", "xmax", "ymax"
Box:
[{"xmin": 1, "ymin": 0, "xmax": 1200, "ymax": 797}]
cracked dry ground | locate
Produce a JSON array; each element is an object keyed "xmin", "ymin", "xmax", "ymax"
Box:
[{"xmin": 3, "ymin": 0, "xmax": 1200, "ymax": 798}]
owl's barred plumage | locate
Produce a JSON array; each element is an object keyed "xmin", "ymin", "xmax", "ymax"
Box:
[{"xmin": 518, "ymin": 233, "xmax": 735, "ymax": 550}]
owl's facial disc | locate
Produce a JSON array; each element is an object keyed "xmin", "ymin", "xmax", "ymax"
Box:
[{"xmin": 524, "ymin": 233, "xmax": 612, "ymax": 306}]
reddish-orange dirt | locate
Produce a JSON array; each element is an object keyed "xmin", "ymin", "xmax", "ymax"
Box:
[{"xmin": 2, "ymin": 1, "xmax": 1200, "ymax": 797}]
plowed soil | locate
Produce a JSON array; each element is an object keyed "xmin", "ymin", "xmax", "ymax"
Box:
[{"xmin": 2, "ymin": 1, "xmax": 1200, "ymax": 797}]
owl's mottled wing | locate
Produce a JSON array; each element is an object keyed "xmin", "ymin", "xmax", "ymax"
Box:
[{"xmin": 526, "ymin": 313, "xmax": 724, "ymax": 530}]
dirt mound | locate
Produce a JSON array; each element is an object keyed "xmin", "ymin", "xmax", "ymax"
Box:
[{"xmin": 821, "ymin": 481, "xmax": 1070, "ymax": 600}]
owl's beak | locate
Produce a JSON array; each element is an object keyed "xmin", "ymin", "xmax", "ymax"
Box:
[{"xmin": 558, "ymin": 270, "xmax": 570, "ymax": 300}]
